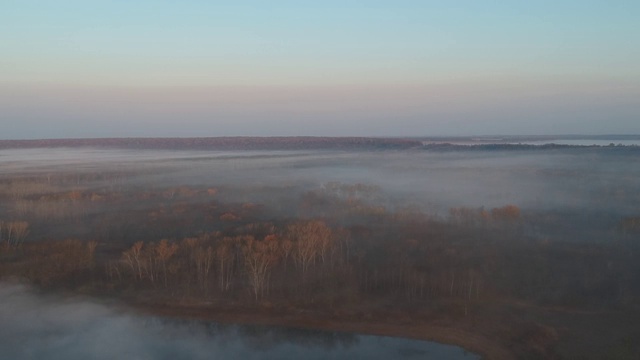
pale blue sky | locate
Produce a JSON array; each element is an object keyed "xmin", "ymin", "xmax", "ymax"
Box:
[{"xmin": 1, "ymin": 1, "xmax": 639, "ymax": 138}]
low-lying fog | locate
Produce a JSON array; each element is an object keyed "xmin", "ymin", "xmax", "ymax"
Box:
[
  {"xmin": 0, "ymin": 282, "xmax": 477, "ymax": 360},
  {"xmin": 1, "ymin": 147, "xmax": 638, "ymax": 215}
]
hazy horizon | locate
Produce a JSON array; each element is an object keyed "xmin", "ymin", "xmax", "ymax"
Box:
[
  {"xmin": 2, "ymin": 134, "xmax": 640, "ymax": 142},
  {"xmin": 1, "ymin": 1, "xmax": 639, "ymax": 139}
]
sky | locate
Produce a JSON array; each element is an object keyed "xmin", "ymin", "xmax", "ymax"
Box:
[{"xmin": 1, "ymin": 1, "xmax": 639, "ymax": 139}]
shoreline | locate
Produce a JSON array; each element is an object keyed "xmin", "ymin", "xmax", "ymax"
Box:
[{"xmin": 131, "ymin": 302, "xmax": 514, "ymax": 360}]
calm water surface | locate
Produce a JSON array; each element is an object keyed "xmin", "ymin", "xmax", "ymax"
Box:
[{"xmin": 0, "ymin": 283, "xmax": 478, "ymax": 360}]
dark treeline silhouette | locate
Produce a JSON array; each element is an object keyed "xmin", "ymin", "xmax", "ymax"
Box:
[
  {"xmin": 0, "ymin": 137, "xmax": 422, "ymax": 150},
  {"xmin": 2, "ymin": 136, "xmax": 640, "ymax": 152}
]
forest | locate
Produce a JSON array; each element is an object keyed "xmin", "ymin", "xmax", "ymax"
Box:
[{"xmin": 1, "ymin": 145, "xmax": 639, "ymax": 359}]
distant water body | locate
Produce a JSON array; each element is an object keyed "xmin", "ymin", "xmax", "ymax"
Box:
[
  {"xmin": 0, "ymin": 283, "xmax": 478, "ymax": 360},
  {"xmin": 511, "ymin": 139, "xmax": 640, "ymax": 146},
  {"xmin": 422, "ymin": 138, "xmax": 640, "ymax": 146}
]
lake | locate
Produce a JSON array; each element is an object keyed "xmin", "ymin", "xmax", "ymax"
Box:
[{"xmin": 0, "ymin": 283, "xmax": 478, "ymax": 360}]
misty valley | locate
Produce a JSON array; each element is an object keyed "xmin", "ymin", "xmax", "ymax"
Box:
[{"xmin": 1, "ymin": 143, "xmax": 640, "ymax": 359}]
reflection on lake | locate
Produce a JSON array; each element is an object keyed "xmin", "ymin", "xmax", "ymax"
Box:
[
  {"xmin": 0, "ymin": 282, "xmax": 478, "ymax": 360},
  {"xmin": 139, "ymin": 320, "xmax": 479, "ymax": 360}
]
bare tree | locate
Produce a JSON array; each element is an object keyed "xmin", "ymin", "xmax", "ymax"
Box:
[
  {"xmin": 216, "ymin": 238, "xmax": 235, "ymax": 292},
  {"xmin": 241, "ymin": 235, "xmax": 279, "ymax": 301},
  {"xmin": 287, "ymin": 220, "xmax": 332, "ymax": 278},
  {"xmin": 5, "ymin": 221, "xmax": 29, "ymax": 247},
  {"xmin": 279, "ymin": 237, "xmax": 293, "ymax": 270},
  {"xmin": 86, "ymin": 240, "xmax": 98, "ymax": 267},
  {"xmin": 155, "ymin": 239, "xmax": 178, "ymax": 288},
  {"xmin": 194, "ymin": 245, "xmax": 214, "ymax": 293},
  {"xmin": 122, "ymin": 241, "xmax": 144, "ymax": 281},
  {"xmin": 142, "ymin": 242, "xmax": 158, "ymax": 284}
]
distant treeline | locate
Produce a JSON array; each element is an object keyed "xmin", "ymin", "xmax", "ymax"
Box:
[
  {"xmin": 0, "ymin": 137, "xmax": 421, "ymax": 150},
  {"xmin": 2, "ymin": 137, "xmax": 639, "ymax": 152}
]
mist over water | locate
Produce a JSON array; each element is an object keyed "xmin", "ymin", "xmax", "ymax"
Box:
[{"xmin": 0, "ymin": 282, "xmax": 477, "ymax": 360}]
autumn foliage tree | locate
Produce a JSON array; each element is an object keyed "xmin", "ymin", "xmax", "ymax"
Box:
[
  {"xmin": 287, "ymin": 220, "xmax": 333, "ymax": 278},
  {"xmin": 241, "ymin": 234, "xmax": 280, "ymax": 301},
  {"xmin": 19, "ymin": 239, "xmax": 97, "ymax": 285},
  {"xmin": 194, "ymin": 245, "xmax": 214, "ymax": 293},
  {"xmin": 216, "ymin": 237, "xmax": 236, "ymax": 293},
  {"xmin": 491, "ymin": 204, "xmax": 521, "ymax": 222},
  {"xmin": 156, "ymin": 239, "xmax": 179, "ymax": 288},
  {"xmin": 122, "ymin": 241, "xmax": 144, "ymax": 281},
  {"xmin": 2, "ymin": 221, "xmax": 29, "ymax": 248}
]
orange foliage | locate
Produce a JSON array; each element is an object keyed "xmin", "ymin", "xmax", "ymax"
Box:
[{"xmin": 220, "ymin": 212, "xmax": 240, "ymax": 221}]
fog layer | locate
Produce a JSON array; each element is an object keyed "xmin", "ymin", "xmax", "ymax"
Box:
[{"xmin": 2, "ymin": 147, "xmax": 638, "ymax": 214}]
